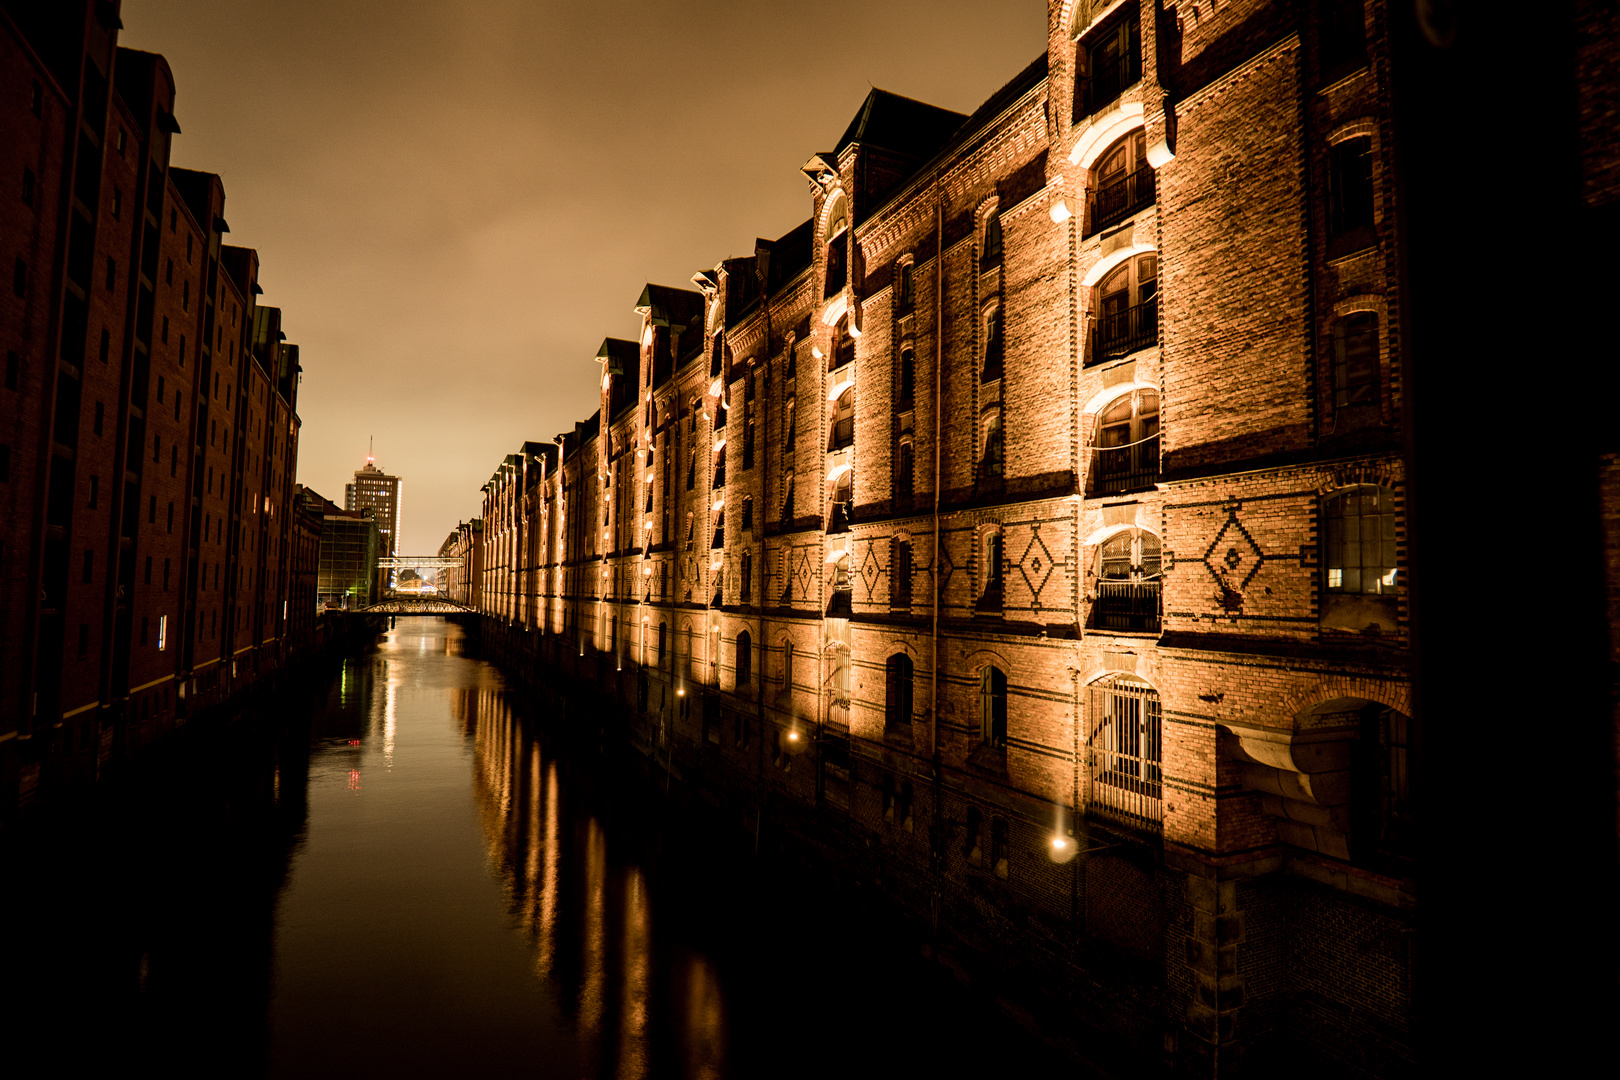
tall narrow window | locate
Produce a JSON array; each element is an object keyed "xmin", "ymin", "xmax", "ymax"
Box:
[
  {"xmin": 979, "ymin": 409, "xmax": 1004, "ymax": 481},
  {"xmin": 740, "ymin": 550, "xmax": 752, "ymax": 603},
  {"xmin": 736, "ymin": 630, "xmax": 752, "ymax": 687},
  {"xmin": 891, "ymin": 538, "xmax": 912, "ymax": 608},
  {"xmin": 1088, "ymin": 130, "xmax": 1154, "ymax": 236},
  {"xmin": 742, "ymin": 496, "xmax": 754, "ymax": 531},
  {"xmin": 979, "ymin": 531, "xmax": 1004, "ymax": 610},
  {"xmin": 784, "ymin": 397, "xmax": 797, "ymax": 448},
  {"xmin": 1074, "ymin": 9, "xmax": 1141, "ymax": 118},
  {"xmin": 885, "ymin": 654, "xmax": 913, "ymax": 729},
  {"xmin": 1320, "ymin": 0, "xmax": 1368, "ymax": 76},
  {"xmin": 1328, "ymin": 137, "xmax": 1375, "ymax": 242},
  {"xmin": 1094, "ymin": 254, "xmax": 1158, "ymax": 362},
  {"xmin": 898, "ymin": 262, "xmax": 914, "ymax": 308},
  {"xmin": 898, "ymin": 348, "xmax": 915, "ymax": 408},
  {"xmin": 896, "ymin": 440, "xmax": 915, "ymax": 510},
  {"xmin": 981, "ymin": 306, "xmax": 1004, "ymax": 382},
  {"xmin": 980, "ymin": 666, "xmax": 1008, "ymax": 749},
  {"xmin": 981, "ymin": 215, "xmax": 1003, "ymax": 270},
  {"xmin": 829, "ymin": 387, "xmax": 854, "ymax": 451},
  {"xmin": 1332, "ymin": 312, "xmax": 1380, "ymax": 414}
]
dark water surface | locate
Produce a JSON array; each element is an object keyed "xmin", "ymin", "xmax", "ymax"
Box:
[{"xmin": 3, "ymin": 619, "xmax": 1079, "ymax": 1077}]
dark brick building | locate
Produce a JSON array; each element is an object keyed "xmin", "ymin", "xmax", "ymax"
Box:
[{"xmin": 0, "ymin": 1, "xmax": 306, "ymax": 810}]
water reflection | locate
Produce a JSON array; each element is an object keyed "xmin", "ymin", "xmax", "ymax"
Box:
[{"xmin": 4, "ymin": 619, "xmax": 1078, "ymax": 1078}]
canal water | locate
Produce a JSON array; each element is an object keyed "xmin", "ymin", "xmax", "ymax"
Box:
[{"xmin": 2, "ymin": 618, "xmax": 1081, "ymax": 1077}]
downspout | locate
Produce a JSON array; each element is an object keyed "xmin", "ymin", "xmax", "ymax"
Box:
[{"xmin": 930, "ymin": 175, "xmax": 944, "ymax": 763}]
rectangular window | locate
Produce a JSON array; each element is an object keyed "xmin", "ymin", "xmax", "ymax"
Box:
[
  {"xmin": 1333, "ymin": 312, "xmax": 1379, "ymax": 410},
  {"xmin": 158, "ymin": 615, "xmax": 167, "ymax": 651},
  {"xmin": 1327, "ymin": 137, "xmax": 1375, "ymax": 241},
  {"xmin": 1087, "ymin": 677, "xmax": 1164, "ymax": 831},
  {"xmin": 1075, "ymin": 11, "xmax": 1141, "ymax": 120}
]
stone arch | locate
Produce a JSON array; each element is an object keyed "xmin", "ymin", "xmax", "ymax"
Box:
[
  {"xmin": 1081, "ymin": 241, "xmax": 1156, "ymax": 287},
  {"xmin": 1281, "ymin": 677, "xmax": 1411, "ymax": 727},
  {"xmin": 1069, "ymin": 101, "xmax": 1146, "ymax": 168}
]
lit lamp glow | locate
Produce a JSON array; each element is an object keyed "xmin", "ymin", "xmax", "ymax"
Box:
[{"xmin": 1049, "ymin": 199, "xmax": 1072, "ymax": 224}]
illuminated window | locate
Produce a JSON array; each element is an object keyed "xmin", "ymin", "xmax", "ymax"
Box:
[
  {"xmin": 1093, "ymin": 254, "xmax": 1158, "ymax": 363},
  {"xmin": 1073, "ymin": 6, "xmax": 1141, "ymax": 120},
  {"xmin": 829, "ymin": 386, "xmax": 854, "ymax": 451},
  {"xmin": 891, "ymin": 537, "xmax": 912, "ymax": 609},
  {"xmin": 1324, "ymin": 485, "xmax": 1397, "ymax": 595},
  {"xmin": 979, "ymin": 409, "xmax": 1003, "ymax": 481},
  {"xmin": 1087, "ymin": 130, "xmax": 1154, "ymax": 236},
  {"xmin": 1091, "ymin": 388, "xmax": 1159, "ymax": 494}
]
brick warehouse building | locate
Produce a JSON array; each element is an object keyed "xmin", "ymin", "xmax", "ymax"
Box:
[
  {"xmin": 459, "ymin": 2, "xmax": 1620, "ymax": 1074},
  {"xmin": 0, "ymin": 1, "xmax": 307, "ymax": 813}
]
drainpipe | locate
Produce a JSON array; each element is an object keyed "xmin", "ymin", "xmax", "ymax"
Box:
[{"xmin": 930, "ymin": 177, "xmax": 944, "ymax": 763}]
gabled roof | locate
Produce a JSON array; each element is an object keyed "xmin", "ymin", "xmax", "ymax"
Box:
[
  {"xmin": 635, "ymin": 283, "xmax": 705, "ymax": 328},
  {"xmin": 833, "ymin": 89, "xmax": 967, "ymax": 159}
]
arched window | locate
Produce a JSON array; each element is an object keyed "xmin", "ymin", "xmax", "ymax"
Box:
[
  {"xmin": 1093, "ymin": 528, "xmax": 1161, "ymax": 632},
  {"xmin": 980, "ymin": 666, "xmax": 1008, "ymax": 749},
  {"xmin": 979, "ymin": 408, "xmax": 1004, "ymax": 481},
  {"xmin": 831, "ymin": 314, "xmax": 855, "ymax": 371},
  {"xmin": 741, "ymin": 496, "xmax": 754, "ymax": 532},
  {"xmin": 712, "ymin": 444, "xmax": 726, "ymax": 489},
  {"xmin": 981, "ymin": 304, "xmax": 1004, "ymax": 382},
  {"xmin": 1091, "ymin": 388, "xmax": 1160, "ymax": 494},
  {"xmin": 885, "ymin": 653, "xmax": 914, "ymax": 729},
  {"xmin": 897, "ymin": 261, "xmax": 914, "ymax": 309},
  {"xmin": 781, "ymin": 470, "xmax": 795, "ymax": 523},
  {"xmin": 981, "ymin": 214, "xmax": 1003, "ymax": 270},
  {"xmin": 897, "ymin": 346, "xmax": 915, "ymax": 407},
  {"xmin": 828, "ymin": 469, "xmax": 853, "ymax": 533},
  {"xmin": 1093, "ymin": 254, "xmax": 1158, "ymax": 362},
  {"xmin": 896, "ymin": 439, "xmax": 915, "ymax": 511},
  {"xmin": 1086, "ymin": 674, "xmax": 1162, "ymax": 830},
  {"xmin": 825, "ymin": 197, "xmax": 849, "ymax": 299},
  {"xmin": 784, "ymin": 396, "xmax": 797, "ymax": 446},
  {"xmin": 1088, "ymin": 130, "xmax": 1153, "ymax": 235},
  {"xmin": 890, "ymin": 537, "xmax": 912, "ymax": 608},
  {"xmin": 740, "ymin": 550, "xmax": 752, "ymax": 603},
  {"xmin": 978, "ymin": 530, "xmax": 1004, "ymax": 611},
  {"xmin": 735, "ymin": 630, "xmax": 752, "ymax": 687},
  {"xmin": 829, "ymin": 386, "xmax": 854, "ymax": 450}
]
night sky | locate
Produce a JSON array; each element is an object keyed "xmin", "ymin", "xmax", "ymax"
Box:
[{"xmin": 119, "ymin": 1, "xmax": 1047, "ymax": 555}]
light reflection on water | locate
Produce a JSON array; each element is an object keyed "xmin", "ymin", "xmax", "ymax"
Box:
[{"xmin": 3, "ymin": 618, "xmax": 1077, "ymax": 1078}]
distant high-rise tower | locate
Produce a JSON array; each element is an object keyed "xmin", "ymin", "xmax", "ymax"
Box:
[{"xmin": 345, "ymin": 448, "xmax": 403, "ymax": 584}]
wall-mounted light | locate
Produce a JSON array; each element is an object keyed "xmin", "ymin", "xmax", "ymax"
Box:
[{"xmin": 1049, "ymin": 199, "xmax": 1073, "ymax": 224}]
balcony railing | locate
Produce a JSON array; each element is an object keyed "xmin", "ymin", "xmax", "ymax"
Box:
[
  {"xmin": 1092, "ymin": 295, "xmax": 1157, "ymax": 362},
  {"xmin": 1088, "ymin": 165, "xmax": 1155, "ymax": 236},
  {"xmin": 1093, "ymin": 579, "xmax": 1161, "ymax": 632},
  {"xmin": 1091, "ymin": 433, "xmax": 1159, "ymax": 494}
]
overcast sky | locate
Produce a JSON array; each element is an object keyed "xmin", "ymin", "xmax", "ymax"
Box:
[{"xmin": 120, "ymin": 1, "xmax": 1047, "ymax": 555}]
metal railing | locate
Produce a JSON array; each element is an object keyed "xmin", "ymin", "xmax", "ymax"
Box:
[
  {"xmin": 1093, "ymin": 579, "xmax": 1161, "ymax": 633},
  {"xmin": 1092, "ymin": 295, "xmax": 1157, "ymax": 362},
  {"xmin": 1091, "ymin": 433, "xmax": 1159, "ymax": 494},
  {"xmin": 1088, "ymin": 165, "xmax": 1155, "ymax": 235},
  {"xmin": 1087, "ymin": 679, "xmax": 1163, "ymax": 831}
]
